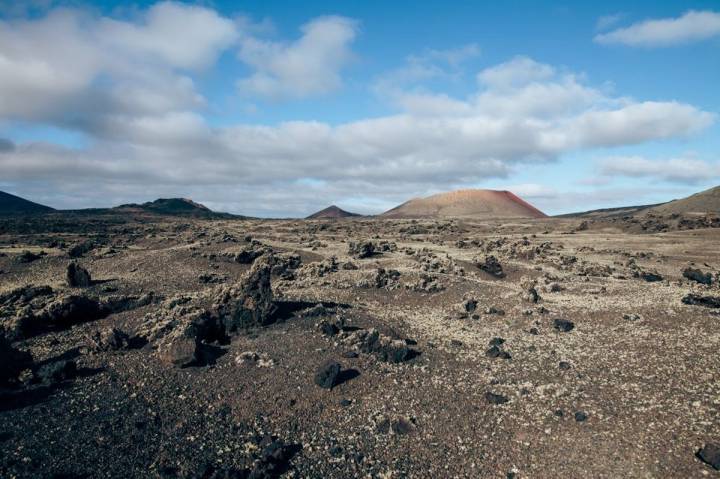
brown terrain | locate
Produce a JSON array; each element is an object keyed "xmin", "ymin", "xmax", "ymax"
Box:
[
  {"xmin": 1, "ymin": 188, "xmax": 720, "ymax": 478},
  {"xmin": 381, "ymin": 189, "xmax": 548, "ymax": 219}
]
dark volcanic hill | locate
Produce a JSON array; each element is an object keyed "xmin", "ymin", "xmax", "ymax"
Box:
[
  {"xmin": 0, "ymin": 190, "xmax": 54, "ymax": 215},
  {"xmin": 114, "ymin": 198, "xmax": 241, "ymax": 219},
  {"xmin": 306, "ymin": 205, "xmax": 361, "ymax": 219},
  {"xmin": 381, "ymin": 189, "xmax": 547, "ymax": 219}
]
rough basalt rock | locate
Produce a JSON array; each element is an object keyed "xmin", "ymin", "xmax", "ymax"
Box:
[
  {"xmin": 342, "ymin": 328, "xmax": 412, "ymax": 363},
  {"xmin": 477, "ymin": 255, "xmax": 505, "ymax": 278},
  {"xmin": 314, "ymin": 361, "xmax": 341, "ymax": 389},
  {"xmin": 0, "ymin": 331, "xmax": 33, "ymax": 387},
  {"xmin": 683, "ymin": 267, "xmax": 713, "ymax": 285},
  {"xmin": 86, "ymin": 327, "xmax": 131, "ymax": 352},
  {"xmin": 140, "ymin": 256, "xmax": 277, "ymax": 367},
  {"xmin": 66, "ymin": 262, "xmax": 92, "ymax": 287},
  {"xmin": 348, "ymin": 240, "xmax": 376, "ymax": 259}
]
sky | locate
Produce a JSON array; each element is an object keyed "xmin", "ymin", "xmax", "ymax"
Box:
[{"xmin": 0, "ymin": 0, "xmax": 718, "ymax": 217}]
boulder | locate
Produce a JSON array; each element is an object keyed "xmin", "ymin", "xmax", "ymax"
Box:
[
  {"xmin": 314, "ymin": 361, "xmax": 341, "ymax": 389},
  {"xmin": 66, "ymin": 262, "xmax": 92, "ymax": 287},
  {"xmin": 485, "ymin": 392, "xmax": 509, "ymax": 405},
  {"xmin": 214, "ymin": 256, "xmax": 277, "ymax": 334},
  {"xmin": 697, "ymin": 443, "xmax": 720, "ymax": 470},
  {"xmin": 348, "ymin": 240, "xmax": 376, "ymax": 259},
  {"xmin": 37, "ymin": 360, "xmax": 77, "ymax": 384},
  {"xmin": 554, "ymin": 318, "xmax": 575, "ymax": 332},
  {"xmin": 477, "ymin": 255, "xmax": 504, "ymax": 278},
  {"xmin": 683, "ymin": 267, "xmax": 713, "ymax": 285},
  {"xmin": 682, "ymin": 294, "xmax": 720, "ymax": 308},
  {"xmin": 86, "ymin": 327, "xmax": 131, "ymax": 352},
  {"xmin": 0, "ymin": 332, "xmax": 33, "ymax": 387}
]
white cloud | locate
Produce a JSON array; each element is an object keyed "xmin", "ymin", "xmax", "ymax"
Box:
[
  {"xmin": 424, "ymin": 43, "xmax": 480, "ymax": 67},
  {"xmin": 0, "ymin": 2, "xmax": 236, "ymax": 124},
  {"xmin": 236, "ymin": 16, "xmax": 358, "ymax": 99},
  {"xmin": 596, "ymin": 13, "xmax": 626, "ymax": 32},
  {"xmin": 372, "ymin": 43, "xmax": 481, "ymax": 110},
  {"xmin": 599, "ymin": 156, "xmax": 720, "ymax": 184},
  {"xmin": 99, "ymin": 2, "xmax": 238, "ymax": 70},
  {"xmin": 477, "ymin": 56, "xmax": 555, "ymax": 89},
  {"xmin": 595, "ymin": 10, "xmax": 720, "ymax": 47}
]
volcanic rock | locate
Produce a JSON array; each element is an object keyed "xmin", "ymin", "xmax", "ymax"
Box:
[
  {"xmin": 485, "ymin": 392, "xmax": 509, "ymax": 405},
  {"xmin": 477, "ymin": 255, "xmax": 505, "ymax": 278},
  {"xmin": 554, "ymin": 318, "xmax": 575, "ymax": 332},
  {"xmin": 0, "ymin": 332, "xmax": 33, "ymax": 387},
  {"xmin": 86, "ymin": 327, "xmax": 131, "ymax": 352},
  {"xmin": 37, "ymin": 360, "xmax": 77, "ymax": 384},
  {"xmin": 683, "ymin": 267, "xmax": 713, "ymax": 285},
  {"xmin": 348, "ymin": 240, "xmax": 376, "ymax": 259},
  {"xmin": 66, "ymin": 262, "xmax": 92, "ymax": 287},
  {"xmin": 697, "ymin": 443, "xmax": 720, "ymax": 470},
  {"xmin": 682, "ymin": 294, "xmax": 720, "ymax": 308},
  {"xmin": 314, "ymin": 361, "xmax": 341, "ymax": 389}
]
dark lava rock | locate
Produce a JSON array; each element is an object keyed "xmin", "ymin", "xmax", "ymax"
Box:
[
  {"xmin": 301, "ymin": 303, "xmax": 329, "ymax": 318},
  {"xmin": 68, "ymin": 240, "xmax": 94, "ymax": 258},
  {"xmin": 314, "ymin": 361, "xmax": 341, "ymax": 389},
  {"xmin": 16, "ymin": 250, "xmax": 42, "ymax": 263},
  {"xmin": 344, "ymin": 328, "xmax": 413, "ymax": 363},
  {"xmin": 683, "ymin": 267, "xmax": 713, "ymax": 286},
  {"xmin": 44, "ymin": 295, "xmax": 106, "ymax": 329},
  {"xmin": 639, "ymin": 271, "xmax": 663, "ymax": 282},
  {"xmin": 214, "ymin": 256, "xmax": 277, "ymax": 333},
  {"xmin": 554, "ymin": 318, "xmax": 575, "ymax": 332},
  {"xmin": 0, "ymin": 332, "xmax": 33, "ymax": 387},
  {"xmin": 348, "ymin": 240, "xmax": 376, "ymax": 259},
  {"xmin": 682, "ymin": 294, "xmax": 720, "ymax": 308},
  {"xmin": 200, "ymin": 465, "xmax": 247, "ymax": 478},
  {"xmin": 150, "ymin": 257, "xmax": 278, "ymax": 368},
  {"xmin": 86, "ymin": 327, "xmax": 131, "ymax": 352},
  {"xmin": 462, "ymin": 298, "xmax": 478, "ymax": 314},
  {"xmin": 342, "ymin": 351, "xmax": 359, "ymax": 358},
  {"xmin": 697, "ymin": 443, "xmax": 720, "ymax": 470},
  {"xmin": 234, "ymin": 246, "xmax": 264, "ymax": 264},
  {"xmin": 374, "ymin": 268, "xmax": 401, "ymax": 288},
  {"xmin": 319, "ymin": 321, "xmax": 340, "ymax": 337},
  {"xmin": 485, "ymin": 345, "xmax": 511, "ymax": 360},
  {"xmin": 485, "ymin": 392, "xmax": 509, "ymax": 405},
  {"xmin": 37, "ymin": 360, "xmax": 77, "ymax": 384},
  {"xmin": 66, "ymin": 262, "xmax": 92, "ymax": 287},
  {"xmin": 339, "ymin": 399, "xmax": 352, "ymax": 407},
  {"xmin": 391, "ymin": 418, "xmax": 413, "ymax": 435},
  {"xmin": 158, "ymin": 332, "xmax": 199, "ymax": 367},
  {"xmin": 477, "ymin": 255, "xmax": 504, "ymax": 278},
  {"xmin": 574, "ymin": 411, "xmax": 588, "ymax": 422},
  {"xmin": 489, "ymin": 337, "xmax": 505, "ymax": 347},
  {"xmin": 249, "ymin": 437, "xmax": 298, "ymax": 479},
  {"xmin": 559, "ymin": 361, "xmax": 572, "ymax": 370}
]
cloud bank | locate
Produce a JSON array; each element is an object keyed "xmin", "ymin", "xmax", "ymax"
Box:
[
  {"xmin": 0, "ymin": 3, "xmax": 716, "ymax": 215},
  {"xmin": 595, "ymin": 10, "xmax": 720, "ymax": 47}
]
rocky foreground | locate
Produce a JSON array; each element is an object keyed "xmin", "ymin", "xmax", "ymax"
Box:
[{"xmin": 1, "ymin": 213, "xmax": 719, "ymax": 478}]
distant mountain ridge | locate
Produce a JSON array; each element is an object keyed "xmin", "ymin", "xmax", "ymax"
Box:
[
  {"xmin": 381, "ymin": 189, "xmax": 547, "ymax": 219},
  {"xmin": 307, "ymin": 205, "xmax": 361, "ymax": 219},
  {"xmin": 0, "ymin": 190, "xmax": 54, "ymax": 215}
]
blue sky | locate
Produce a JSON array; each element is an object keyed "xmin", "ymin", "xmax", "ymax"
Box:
[{"xmin": 0, "ymin": 0, "xmax": 718, "ymax": 216}]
